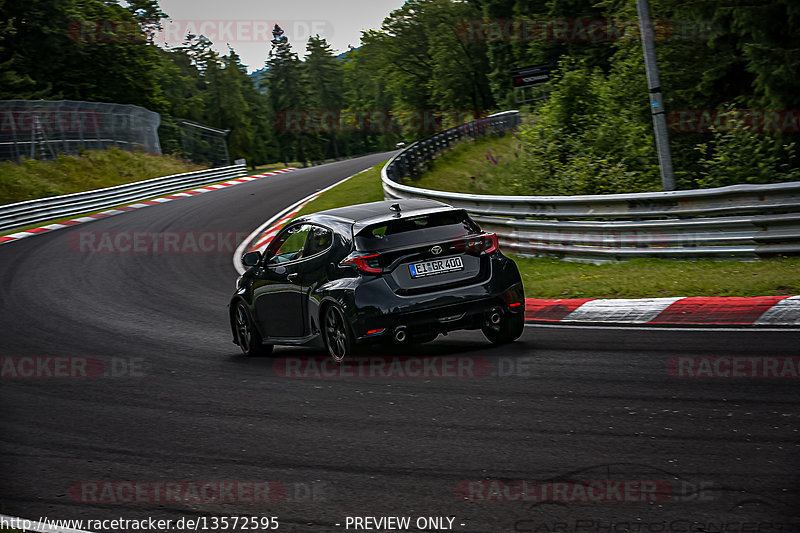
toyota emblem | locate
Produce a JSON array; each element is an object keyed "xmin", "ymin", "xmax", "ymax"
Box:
[{"xmin": 431, "ymin": 245, "xmax": 443, "ymax": 255}]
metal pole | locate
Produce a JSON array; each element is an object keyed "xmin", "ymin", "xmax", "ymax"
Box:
[{"xmin": 637, "ymin": 0, "xmax": 675, "ymax": 191}]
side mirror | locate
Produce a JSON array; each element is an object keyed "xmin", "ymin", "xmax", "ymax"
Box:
[{"xmin": 242, "ymin": 251, "xmax": 262, "ymax": 267}]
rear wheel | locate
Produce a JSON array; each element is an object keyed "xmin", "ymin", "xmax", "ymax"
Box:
[
  {"xmin": 482, "ymin": 311, "xmax": 525, "ymax": 344},
  {"xmin": 234, "ymin": 302, "xmax": 274, "ymax": 357},
  {"xmin": 322, "ymin": 305, "xmax": 354, "ymax": 363}
]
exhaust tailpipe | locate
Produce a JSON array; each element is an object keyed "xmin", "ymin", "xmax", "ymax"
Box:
[
  {"xmin": 490, "ymin": 311, "xmax": 502, "ymax": 325},
  {"xmin": 393, "ymin": 327, "xmax": 408, "ymax": 343}
]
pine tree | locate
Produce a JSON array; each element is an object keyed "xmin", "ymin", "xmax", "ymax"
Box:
[
  {"xmin": 304, "ymin": 35, "xmax": 344, "ymax": 159},
  {"xmin": 263, "ymin": 25, "xmax": 309, "ymax": 165}
]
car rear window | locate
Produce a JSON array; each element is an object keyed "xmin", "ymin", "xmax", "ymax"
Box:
[{"xmin": 354, "ymin": 210, "xmax": 481, "ymax": 251}]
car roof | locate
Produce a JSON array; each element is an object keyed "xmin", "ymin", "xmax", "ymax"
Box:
[
  {"xmin": 315, "ymin": 199, "xmax": 451, "ymax": 221},
  {"xmin": 296, "ymin": 199, "xmax": 459, "ymax": 231}
]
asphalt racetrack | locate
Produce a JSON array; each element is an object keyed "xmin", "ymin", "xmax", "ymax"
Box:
[{"xmin": 1, "ymin": 153, "xmax": 798, "ymax": 532}]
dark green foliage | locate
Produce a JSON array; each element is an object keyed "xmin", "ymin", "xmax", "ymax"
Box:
[{"xmin": 1, "ymin": 0, "xmax": 797, "ymax": 183}]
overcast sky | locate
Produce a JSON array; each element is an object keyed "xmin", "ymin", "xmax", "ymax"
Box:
[{"xmin": 155, "ymin": 0, "xmax": 407, "ymax": 72}]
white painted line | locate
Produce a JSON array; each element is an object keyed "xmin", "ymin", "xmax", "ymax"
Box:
[
  {"xmin": 754, "ymin": 295, "xmax": 800, "ymax": 325},
  {"xmin": 1, "ymin": 169, "xmax": 293, "ymax": 246},
  {"xmin": 562, "ymin": 297, "xmax": 683, "ymax": 323},
  {"xmin": 0, "ymin": 514, "xmax": 93, "ymax": 533}
]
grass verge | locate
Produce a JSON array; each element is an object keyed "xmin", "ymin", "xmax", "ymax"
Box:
[
  {"xmin": 0, "ymin": 148, "xmax": 205, "ymax": 205},
  {"xmin": 292, "ymin": 161, "xmax": 800, "ymax": 298},
  {"xmin": 410, "ymin": 133, "xmax": 527, "ymax": 196},
  {"xmin": 296, "ymin": 163, "xmax": 387, "ymax": 217},
  {"xmin": 514, "ymin": 256, "xmax": 800, "ymax": 298}
]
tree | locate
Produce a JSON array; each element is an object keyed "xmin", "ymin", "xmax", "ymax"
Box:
[
  {"xmin": 263, "ymin": 25, "xmax": 309, "ymax": 165},
  {"xmin": 0, "ymin": 0, "xmax": 166, "ymax": 110},
  {"xmin": 205, "ymin": 50, "xmax": 255, "ymax": 164},
  {"xmin": 341, "ymin": 46, "xmax": 398, "ymax": 153},
  {"xmin": 303, "ymin": 35, "xmax": 344, "ymax": 159}
]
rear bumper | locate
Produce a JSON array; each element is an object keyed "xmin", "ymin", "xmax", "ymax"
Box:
[{"xmin": 350, "ymin": 255, "xmax": 524, "ymax": 342}]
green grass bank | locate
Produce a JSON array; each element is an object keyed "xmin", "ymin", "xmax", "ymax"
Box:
[{"xmin": 0, "ymin": 148, "xmax": 204, "ymax": 205}]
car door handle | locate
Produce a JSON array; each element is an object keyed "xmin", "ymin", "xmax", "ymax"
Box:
[{"xmin": 286, "ymin": 273, "xmax": 298, "ymax": 282}]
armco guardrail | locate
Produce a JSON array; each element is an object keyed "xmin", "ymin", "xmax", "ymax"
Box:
[
  {"xmin": 0, "ymin": 164, "xmax": 246, "ymax": 233},
  {"xmin": 382, "ymin": 111, "xmax": 800, "ymax": 260},
  {"xmin": 385, "ymin": 111, "xmax": 521, "ymax": 181}
]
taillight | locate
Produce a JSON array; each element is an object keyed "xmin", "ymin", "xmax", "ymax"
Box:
[
  {"xmin": 483, "ymin": 233, "xmax": 498, "ymax": 254},
  {"xmin": 342, "ymin": 253, "xmax": 382, "ymax": 274},
  {"xmin": 466, "ymin": 233, "xmax": 498, "ymax": 255}
]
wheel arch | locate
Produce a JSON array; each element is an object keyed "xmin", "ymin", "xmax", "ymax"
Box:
[{"xmin": 229, "ymin": 296, "xmax": 253, "ymax": 344}]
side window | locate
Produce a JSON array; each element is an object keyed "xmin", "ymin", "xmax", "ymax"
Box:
[
  {"xmin": 303, "ymin": 225, "xmax": 333, "ymax": 257},
  {"xmin": 267, "ymin": 224, "xmax": 311, "ymax": 265}
]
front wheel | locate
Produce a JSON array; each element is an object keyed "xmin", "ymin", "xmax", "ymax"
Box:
[
  {"xmin": 322, "ymin": 304, "xmax": 354, "ymax": 363},
  {"xmin": 482, "ymin": 311, "xmax": 525, "ymax": 344},
  {"xmin": 234, "ymin": 302, "xmax": 274, "ymax": 357}
]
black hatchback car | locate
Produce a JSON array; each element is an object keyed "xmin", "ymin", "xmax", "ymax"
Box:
[{"xmin": 230, "ymin": 199, "xmax": 525, "ymax": 361}]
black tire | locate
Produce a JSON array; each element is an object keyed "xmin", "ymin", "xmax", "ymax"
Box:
[
  {"xmin": 482, "ymin": 311, "xmax": 525, "ymax": 344},
  {"xmin": 322, "ymin": 304, "xmax": 354, "ymax": 363},
  {"xmin": 234, "ymin": 302, "xmax": 274, "ymax": 357}
]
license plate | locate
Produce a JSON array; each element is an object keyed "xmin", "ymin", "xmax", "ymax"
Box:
[{"xmin": 409, "ymin": 256, "xmax": 464, "ymax": 278}]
